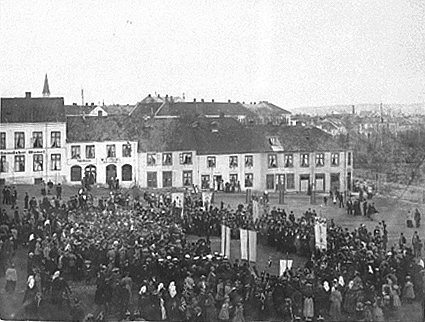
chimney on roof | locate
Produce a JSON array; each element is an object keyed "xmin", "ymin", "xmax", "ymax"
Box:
[
  {"xmin": 201, "ymin": 99, "xmax": 204, "ymax": 102},
  {"xmin": 25, "ymin": 92, "xmax": 31, "ymax": 98}
]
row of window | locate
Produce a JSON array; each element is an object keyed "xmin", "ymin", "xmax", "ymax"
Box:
[
  {"xmin": 71, "ymin": 143, "xmax": 132, "ymax": 159},
  {"xmin": 145, "ymin": 152, "xmax": 349, "ymax": 168},
  {"xmin": 0, "ymin": 154, "xmax": 62, "ymax": 173},
  {"xmin": 0, "ymin": 131, "xmax": 62, "ymax": 149}
]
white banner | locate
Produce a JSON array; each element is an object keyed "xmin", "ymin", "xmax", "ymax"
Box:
[
  {"xmin": 202, "ymin": 192, "xmax": 213, "ymax": 210},
  {"xmin": 279, "ymin": 259, "xmax": 293, "ymax": 276},
  {"xmin": 314, "ymin": 217, "xmax": 327, "ymax": 250},
  {"xmin": 252, "ymin": 200, "xmax": 260, "ymax": 221},
  {"xmin": 248, "ymin": 230, "xmax": 257, "ymax": 262},
  {"xmin": 221, "ymin": 225, "xmax": 231, "ymax": 258},
  {"xmin": 240, "ymin": 229, "xmax": 257, "ymax": 262},
  {"xmin": 240, "ymin": 229, "xmax": 248, "ymax": 261}
]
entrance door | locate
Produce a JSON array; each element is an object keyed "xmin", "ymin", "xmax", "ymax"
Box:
[
  {"xmin": 213, "ymin": 175, "xmax": 223, "ymax": 191},
  {"xmin": 84, "ymin": 165, "xmax": 97, "ymax": 184},
  {"xmin": 276, "ymin": 174, "xmax": 285, "ymax": 191},
  {"xmin": 299, "ymin": 174, "xmax": 310, "ymax": 192},
  {"xmin": 330, "ymin": 173, "xmax": 340, "ymax": 192},
  {"xmin": 266, "ymin": 174, "xmax": 274, "ymax": 190},
  {"xmin": 106, "ymin": 164, "xmax": 117, "ymax": 182},
  {"xmin": 315, "ymin": 174, "xmax": 325, "ymax": 191}
]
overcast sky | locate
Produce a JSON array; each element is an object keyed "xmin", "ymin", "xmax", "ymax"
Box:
[{"xmin": 1, "ymin": 0, "xmax": 424, "ymax": 108}]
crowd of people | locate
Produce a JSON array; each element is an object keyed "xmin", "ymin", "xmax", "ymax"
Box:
[{"xmin": 0, "ymin": 185, "xmax": 424, "ymax": 322}]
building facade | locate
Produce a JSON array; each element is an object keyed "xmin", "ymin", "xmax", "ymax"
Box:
[{"xmin": 0, "ymin": 92, "xmax": 67, "ymax": 185}]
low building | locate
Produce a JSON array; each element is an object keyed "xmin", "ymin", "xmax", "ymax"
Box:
[{"xmin": 0, "ymin": 92, "xmax": 67, "ymax": 185}]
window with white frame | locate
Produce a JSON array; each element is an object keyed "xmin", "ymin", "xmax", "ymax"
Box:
[
  {"xmin": 316, "ymin": 153, "xmax": 324, "ymax": 167},
  {"xmin": 86, "ymin": 145, "xmax": 95, "ymax": 159},
  {"xmin": 229, "ymin": 156, "xmax": 238, "ymax": 168},
  {"xmin": 106, "ymin": 144, "xmax": 116, "ymax": 158},
  {"xmin": 207, "ymin": 156, "xmax": 216, "ymax": 168},
  {"xmin": 180, "ymin": 152, "xmax": 192, "ymax": 165},
  {"xmin": 161, "ymin": 153, "xmax": 172, "ymax": 165},
  {"xmin": 33, "ymin": 154, "xmax": 43, "ymax": 172},
  {"xmin": 300, "ymin": 153, "xmax": 309, "ymax": 167},
  {"xmin": 71, "ymin": 146, "xmax": 81, "ymax": 159},
  {"xmin": 0, "ymin": 132, "xmax": 5, "ymax": 150},
  {"xmin": 268, "ymin": 154, "xmax": 278, "ymax": 168},
  {"xmin": 51, "ymin": 154, "xmax": 61, "ymax": 171},
  {"xmin": 245, "ymin": 155, "xmax": 253, "ymax": 167},
  {"xmin": 183, "ymin": 171, "xmax": 193, "ymax": 186},
  {"xmin": 32, "ymin": 132, "xmax": 43, "ymax": 148},
  {"xmin": 122, "ymin": 143, "xmax": 132, "ymax": 157},
  {"xmin": 15, "ymin": 155, "xmax": 25, "ymax": 172},
  {"xmin": 331, "ymin": 153, "xmax": 340, "ymax": 166},
  {"xmin": 284, "ymin": 154, "xmax": 293, "ymax": 167},
  {"xmin": 51, "ymin": 131, "xmax": 61, "ymax": 148},
  {"xmin": 147, "ymin": 153, "xmax": 157, "ymax": 166},
  {"xmin": 15, "ymin": 132, "xmax": 25, "ymax": 149}
]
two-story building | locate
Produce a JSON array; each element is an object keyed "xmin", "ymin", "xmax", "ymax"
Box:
[
  {"xmin": 0, "ymin": 92, "xmax": 67, "ymax": 185},
  {"xmin": 66, "ymin": 116, "xmax": 138, "ymax": 188}
]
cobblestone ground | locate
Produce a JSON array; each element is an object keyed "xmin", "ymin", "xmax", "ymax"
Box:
[{"xmin": 0, "ymin": 184, "xmax": 424, "ymax": 321}]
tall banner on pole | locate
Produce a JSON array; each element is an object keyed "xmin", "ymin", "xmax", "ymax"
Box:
[
  {"xmin": 252, "ymin": 200, "xmax": 260, "ymax": 221},
  {"xmin": 221, "ymin": 225, "xmax": 231, "ymax": 258},
  {"xmin": 248, "ymin": 230, "xmax": 257, "ymax": 262},
  {"xmin": 240, "ymin": 229, "xmax": 257, "ymax": 262},
  {"xmin": 314, "ymin": 217, "xmax": 327, "ymax": 250}
]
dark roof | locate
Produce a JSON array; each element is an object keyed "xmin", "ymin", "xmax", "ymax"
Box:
[
  {"xmin": 156, "ymin": 101, "xmax": 256, "ymax": 117},
  {"xmin": 66, "ymin": 115, "xmax": 270, "ymax": 154},
  {"xmin": 255, "ymin": 125, "xmax": 344, "ymax": 152},
  {"xmin": 102, "ymin": 104, "xmax": 135, "ymax": 115},
  {"xmin": 243, "ymin": 101, "xmax": 291, "ymax": 115},
  {"xmin": 1, "ymin": 95, "xmax": 65, "ymax": 123},
  {"xmin": 65, "ymin": 105, "xmax": 99, "ymax": 116}
]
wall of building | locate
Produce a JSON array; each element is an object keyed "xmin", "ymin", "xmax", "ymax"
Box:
[
  {"xmin": 138, "ymin": 150, "xmax": 197, "ymax": 189},
  {"xmin": 65, "ymin": 140, "xmax": 138, "ymax": 188},
  {"xmin": 0, "ymin": 123, "xmax": 67, "ymax": 184}
]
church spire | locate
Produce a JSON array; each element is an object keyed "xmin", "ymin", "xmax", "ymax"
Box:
[{"xmin": 42, "ymin": 74, "xmax": 50, "ymax": 97}]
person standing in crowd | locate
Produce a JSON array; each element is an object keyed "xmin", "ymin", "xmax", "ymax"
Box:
[
  {"xmin": 56, "ymin": 183, "xmax": 62, "ymax": 200},
  {"xmin": 414, "ymin": 208, "xmax": 421, "ymax": 228},
  {"xmin": 5, "ymin": 263, "xmax": 17, "ymax": 292}
]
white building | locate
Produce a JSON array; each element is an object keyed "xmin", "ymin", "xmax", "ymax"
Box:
[{"xmin": 1, "ymin": 92, "xmax": 67, "ymax": 185}]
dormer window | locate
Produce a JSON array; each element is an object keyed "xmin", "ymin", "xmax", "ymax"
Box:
[{"xmin": 269, "ymin": 137, "xmax": 278, "ymax": 146}]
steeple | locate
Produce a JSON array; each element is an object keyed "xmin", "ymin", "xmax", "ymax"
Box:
[{"xmin": 42, "ymin": 74, "xmax": 50, "ymax": 97}]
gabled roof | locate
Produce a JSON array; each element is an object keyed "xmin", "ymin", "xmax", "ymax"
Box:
[
  {"xmin": 255, "ymin": 125, "xmax": 343, "ymax": 152},
  {"xmin": 1, "ymin": 94, "xmax": 65, "ymax": 123},
  {"xmin": 129, "ymin": 102, "xmax": 163, "ymax": 118},
  {"xmin": 243, "ymin": 101, "xmax": 291, "ymax": 115}
]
